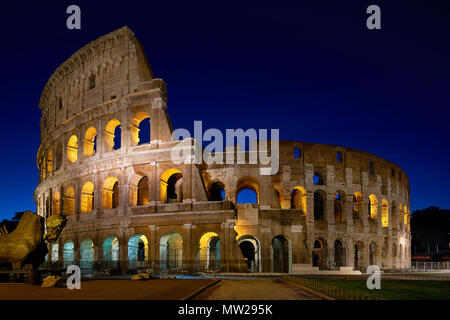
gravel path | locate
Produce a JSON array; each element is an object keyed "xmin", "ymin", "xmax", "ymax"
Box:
[{"xmin": 195, "ymin": 279, "xmax": 323, "ymax": 300}]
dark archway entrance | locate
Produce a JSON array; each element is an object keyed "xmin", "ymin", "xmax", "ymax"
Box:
[
  {"xmin": 334, "ymin": 240, "xmax": 345, "ymax": 268},
  {"xmin": 272, "ymin": 236, "xmax": 289, "ymax": 273}
]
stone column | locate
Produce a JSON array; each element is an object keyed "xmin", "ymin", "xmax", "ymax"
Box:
[{"xmin": 184, "ymin": 224, "xmax": 193, "ymax": 272}]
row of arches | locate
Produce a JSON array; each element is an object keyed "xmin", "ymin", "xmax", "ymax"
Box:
[
  {"xmin": 39, "ymin": 112, "xmax": 151, "ymax": 181},
  {"xmin": 206, "ymin": 175, "xmax": 409, "ymax": 227},
  {"xmin": 51, "ymin": 169, "xmax": 183, "ymax": 215},
  {"xmin": 51, "ymin": 231, "xmax": 221, "ymax": 272}
]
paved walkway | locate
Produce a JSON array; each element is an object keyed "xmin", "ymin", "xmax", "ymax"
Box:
[
  {"xmin": 0, "ymin": 279, "xmax": 213, "ymax": 300},
  {"xmin": 195, "ymin": 279, "xmax": 323, "ymax": 300}
]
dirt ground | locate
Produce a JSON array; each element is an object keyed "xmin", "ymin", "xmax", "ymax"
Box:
[
  {"xmin": 0, "ymin": 279, "xmax": 213, "ymax": 300},
  {"xmin": 195, "ymin": 279, "xmax": 323, "ymax": 300}
]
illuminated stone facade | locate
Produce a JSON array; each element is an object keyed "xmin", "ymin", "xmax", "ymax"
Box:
[{"xmin": 35, "ymin": 27, "xmax": 411, "ymax": 273}]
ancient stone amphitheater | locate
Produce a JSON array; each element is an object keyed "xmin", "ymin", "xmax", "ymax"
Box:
[{"xmin": 35, "ymin": 27, "xmax": 411, "ymax": 274}]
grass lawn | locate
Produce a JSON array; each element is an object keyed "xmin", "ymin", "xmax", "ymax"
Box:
[{"xmin": 288, "ymin": 277, "xmax": 450, "ymax": 300}]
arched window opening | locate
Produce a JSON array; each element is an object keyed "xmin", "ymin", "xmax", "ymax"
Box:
[
  {"xmin": 313, "ymin": 239, "xmax": 327, "ymax": 270},
  {"xmin": 102, "ymin": 177, "xmax": 119, "ymax": 209},
  {"xmin": 103, "ymin": 237, "xmax": 119, "ymax": 265},
  {"xmin": 336, "ymin": 151, "xmax": 343, "ymax": 163},
  {"xmin": 314, "ymin": 190, "xmax": 325, "ymax": 220},
  {"xmin": 80, "ymin": 238, "xmax": 94, "ymax": 268},
  {"xmin": 381, "ymin": 199, "xmax": 389, "ymax": 227},
  {"xmin": 131, "ymin": 112, "xmax": 151, "ymax": 146},
  {"xmin": 81, "ymin": 181, "xmax": 94, "ymax": 213},
  {"xmin": 160, "ymin": 169, "xmax": 183, "ymax": 203},
  {"xmin": 47, "ymin": 151, "xmax": 53, "ymax": 175},
  {"xmin": 104, "ymin": 119, "xmax": 121, "ymax": 151},
  {"xmin": 88, "ymin": 74, "xmax": 96, "ymax": 90},
  {"xmin": 334, "ymin": 192, "xmax": 343, "ymax": 221},
  {"xmin": 160, "ymin": 233, "xmax": 183, "ymax": 271},
  {"xmin": 137, "ymin": 176, "xmax": 149, "ymax": 206},
  {"xmin": 352, "ymin": 192, "xmax": 362, "ymax": 219},
  {"xmin": 54, "ymin": 143, "xmax": 62, "ymax": 171},
  {"xmin": 198, "ymin": 232, "xmax": 221, "ymax": 271},
  {"xmin": 63, "ymin": 241, "xmax": 74, "ymax": 263},
  {"xmin": 291, "ymin": 186, "xmax": 307, "ymax": 214},
  {"xmin": 53, "ymin": 191, "xmax": 61, "ymax": 215},
  {"xmin": 237, "ymin": 189, "xmax": 258, "ymax": 204},
  {"xmin": 51, "ymin": 243, "xmax": 59, "ymax": 262},
  {"xmin": 208, "ymin": 181, "xmax": 226, "ymax": 201},
  {"xmin": 67, "ymin": 135, "xmax": 78, "ymax": 163},
  {"xmin": 273, "ymin": 185, "xmax": 284, "ymax": 208},
  {"xmin": 313, "ymin": 172, "xmax": 324, "ymax": 185},
  {"xmin": 63, "ymin": 187, "xmax": 75, "ymax": 215},
  {"xmin": 368, "ymin": 194, "xmax": 378, "ymax": 220},
  {"xmin": 236, "ymin": 176, "xmax": 259, "ymax": 204},
  {"xmin": 334, "ymin": 240, "xmax": 345, "ymax": 268},
  {"xmin": 294, "ymin": 148, "xmax": 301, "ymax": 159},
  {"xmin": 84, "ymin": 127, "xmax": 97, "ymax": 158},
  {"xmin": 128, "ymin": 234, "xmax": 149, "ymax": 268},
  {"xmin": 58, "ymin": 97, "xmax": 63, "ymax": 110}
]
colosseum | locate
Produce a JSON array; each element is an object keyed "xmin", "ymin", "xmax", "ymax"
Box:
[{"xmin": 35, "ymin": 26, "xmax": 411, "ymax": 274}]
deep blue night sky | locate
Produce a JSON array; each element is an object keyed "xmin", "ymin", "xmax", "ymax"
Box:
[{"xmin": 1, "ymin": 1, "xmax": 449, "ymax": 220}]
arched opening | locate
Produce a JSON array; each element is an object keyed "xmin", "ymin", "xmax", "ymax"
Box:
[
  {"xmin": 137, "ymin": 176, "xmax": 149, "ymax": 206},
  {"xmin": 129, "ymin": 172, "xmax": 149, "ymax": 207},
  {"xmin": 334, "ymin": 191, "xmax": 344, "ymax": 221},
  {"xmin": 237, "ymin": 189, "xmax": 258, "ymax": 204},
  {"xmin": 313, "ymin": 172, "xmax": 324, "ymax": 185},
  {"xmin": 334, "ymin": 240, "xmax": 345, "ymax": 268},
  {"xmin": 369, "ymin": 242, "xmax": 377, "ymax": 265},
  {"xmin": 131, "ymin": 112, "xmax": 151, "ymax": 146},
  {"xmin": 354, "ymin": 241, "xmax": 364, "ymax": 269},
  {"xmin": 84, "ymin": 127, "xmax": 97, "ymax": 158},
  {"xmin": 273, "ymin": 185, "xmax": 284, "ymax": 208},
  {"xmin": 381, "ymin": 199, "xmax": 389, "ymax": 227},
  {"xmin": 104, "ymin": 119, "xmax": 121, "ymax": 151},
  {"xmin": 80, "ymin": 238, "xmax": 94, "ymax": 268},
  {"xmin": 51, "ymin": 243, "xmax": 59, "ymax": 262},
  {"xmin": 47, "ymin": 151, "xmax": 53, "ymax": 175},
  {"xmin": 81, "ymin": 182, "xmax": 94, "ymax": 213},
  {"xmin": 53, "ymin": 191, "xmax": 61, "ymax": 215},
  {"xmin": 404, "ymin": 206, "xmax": 408, "ymax": 227},
  {"xmin": 313, "ymin": 239, "xmax": 327, "ymax": 270},
  {"xmin": 237, "ymin": 235, "xmax": 260, "ymax": 273},
  {"xmin": 128, "ymin": 234, "xmax": 149, "ymax": 268},
  {"xmin": 160, "ymin": 169, "xmax": 183, "ymax": 203},
  {"xmin": 368, "ymin": 194, "xmax": 378, "ymax": 220},
  {"xmin": 236, "ymin": 176, "xmax": 259, "ymax": 204},
  {"xmin": 102, "ymin": 177, "xmax": 119, "ymax": 209},
  {"xmin": 160, "ymin": 232, "xmax": 183, "ymax": 271},
  {"xmin": 352, "ymin": 192, "xmax": 362, "ymax": 219},
  {"xmin": 103, "ymin": 236, "xmax": 119, "ymax": 266},
  {"xmin": 67, "ymin": 135, "xmax": 78, "ymax": 163},
  {"xmin": 314, "ymin": 190, "xmax": 325, "ymax": 220},
  {"xmin": 208, "ymin": 181, "xmax": 226, "ymax": 201},
  {"xmin": 272, "ymin": 235, "xmax": 290, "ymax": 273},
  {"xmin": 198, "ymin": 232, "xmax": 221, "ymax": 271},
  {"xmin": 291, "ymin": 186, "xmax": 307, "ymax": 214},
  {"xmin": 55, "ymin": 143, "xmax": 63, "ymax": 171},
  {"xmin": 63, "ymin": 187, "xmax": 75, "ymax": 215},
  {"xmin": 63, "ymin": 241, "xmax": 74, "ymax": 264}
]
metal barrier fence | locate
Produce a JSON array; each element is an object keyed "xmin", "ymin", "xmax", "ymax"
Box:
[
  {"xmin": 410, "ymin": 261, "xmax": 450, "ymax": 271},
  {"xmin": 284, "ymin": 276, "xmax": 383, "ymax": 300}
]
